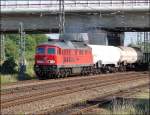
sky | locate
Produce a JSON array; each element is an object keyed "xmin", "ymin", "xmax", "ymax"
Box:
[
  {"xmin": 124, "ymin": 32, "xmax": 138, "ymax": 46},
  {"xmin": 46, "ymin": 34, "xmax": 59, "ymax": 39}
]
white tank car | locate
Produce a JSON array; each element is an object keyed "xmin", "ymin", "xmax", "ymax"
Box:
[
  {"xmin": 88, "ymin": 45, "xmax": 121, "ymax": 66},
  {"xmin": 119, "ymin": 47, "xmax": 143, "ymax": 64}
]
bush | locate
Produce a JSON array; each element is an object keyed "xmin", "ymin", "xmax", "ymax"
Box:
[{"xmin": 1, "ymin": 57, "xmax": 17, "ymax": 74}]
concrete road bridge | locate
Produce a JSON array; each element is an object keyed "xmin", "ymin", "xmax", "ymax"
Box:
[{"xmin": 1, "ymin": 0, "xmax": 150, "ymax": 33}]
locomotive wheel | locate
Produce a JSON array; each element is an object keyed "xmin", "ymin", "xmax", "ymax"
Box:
[
  {"xmin": 48, "ymin": 74, "xmax": 52, "ymax": 79},
  {"xmin": 60, "ymin": 72, "xmax": 65, "ymax": 78},
  {"xmin": 82, "ymin": 72, "xmax": 87, "ymax": 76},
  {"xmin": 38, "ymin": 75, "xmax": 46, "ymax": 80},
  {"xmin": 56, "ymin": 73, "xmax": 62, "ymax": 78},
  {"xmin": 123, "ymin": 66, "xmax": 126, "ymax": 71},
  {"xmin": 69, "ymin": 69, "xmax": 72, "ymax": 75},
  {"xmin": 81, "ymin": 68, "xmax": 85, "ymax": 76},
  {"xmin": 52, "ymin": 74, "xmax": 56, "ymax": 79},
  {"xmin": 64, "ymin": 72, "xmax": 68, "ymax": 77},
  {"xmin": 121, "ymin": 66, "xmax": 126, "ymax": 72},
  {"xmin": 64, "ymin": 69, "xmax": 69, "ymax": 77},
  {"xmin": 38, "ymin": 76, "xmax": 44, "ymax": 80},
  {"xmin": 119, "ymin": 66, "xmax": 124, "ymax": 72},
  {"xmin": 122, "ymin": 67, "xmax": 125, "ymax": 72},
  {"xmin": 94, "ymin": 69, "xmax": 98, "ymax": 74},
  {"xmin": 80, "ymin": 72, "xmax": 84, "ymax": 76},
  {"xmin": 68, "ymin": 70, "xmax": 71, "ymax": 76},
  {"xmin": 92, "ymin": 69, "xmax": 96, "ymax": 75},
  {"xmin": 115, "ymin": 68, "xmax": 118, "ymax": 72},
  {"xmin": 113, "ymin": 68, "xmax": 116, "ymax": 72},
  {"xmin": 112, "ymin": 67, "xmax": 116, "ymax": 73},
  {"xmin": 98, "ymin": 69, "xmax": 101, "ymax": 74},
  {"xmin": 120, "ymin": 67, "xmax": 123, "ymax": 72},
  {"xmin": 96, "ymin": 69, "xmax": 100, "ymax": 74},
  {"xmin": 59, "ymin": 69, "xmax": 65, "ymax": 78},
  {"xmin": 81, "ymin": 72, "xmax": 85, "ymax": 76}
]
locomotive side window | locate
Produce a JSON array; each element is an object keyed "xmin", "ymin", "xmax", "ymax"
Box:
[
  {"xmin": 36, "ymin": 47, "xmax": 45, "ymax": 54},
  {"xmin": 64, "ymin": 50, "xmax": 66, "ymax": 55},
  {"xmin": 68, "ymin": 50, "xmax": 70, "ymax": 55},
  {"xmin": 57, "ymin": 49, "xmax": 61, "ymax": 55},
  {"xmin": 75, "ymin": 50, "xmax": 77, "ymax": 55},
  {"xmin": 79, "ymin": 50, "xmax": 83, "ymax": 55},
  {"xmin": 85, "ymin": 50, "xmax": 87, "ymax": 54},
  {"xmin": 48, "ymin": 48, "xmax": 55, "ymax": 54}
]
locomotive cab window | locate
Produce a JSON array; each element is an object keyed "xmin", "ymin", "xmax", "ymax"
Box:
[
  {"xmin": 36, "ymin": 47, "xmax": 45, "ymax": 54},
  {"xmin": 48, "ymin": 48, "xmax": 55, "ymax": 54}
]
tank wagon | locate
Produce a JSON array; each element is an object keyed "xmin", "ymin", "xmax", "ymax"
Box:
[
  {"xmin": 34, "ymin": 40, "xmax": 144, "ymax": 79},
  {"xmin": 119, "ymin": 47, "xmax": 143, "ymax": 70},
  {"xmin": 88, "ymin": 45, "xmax": 121, "ymax": 72}
]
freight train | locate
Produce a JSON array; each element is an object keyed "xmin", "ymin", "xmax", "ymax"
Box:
[{"xmin": 34, "ymin": 40, "xmax": 143, "ymax": 79}]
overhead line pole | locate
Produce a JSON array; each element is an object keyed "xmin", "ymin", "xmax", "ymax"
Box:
[
  {"xmin": 59, "ymin": 0, "xmax": 65, "ymax": 35},
  {"xmin": 0, "ymin": 34, "xmax": 6, "ymax": 61},
  {"xmin": 18, "ymin": 22, "xmax": 26, "ymax": 80}
]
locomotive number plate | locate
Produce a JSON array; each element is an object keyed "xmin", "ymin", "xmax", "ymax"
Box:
[{"xmin": 37, "ymin": 60, "xmax": 44, "ymax": 63}]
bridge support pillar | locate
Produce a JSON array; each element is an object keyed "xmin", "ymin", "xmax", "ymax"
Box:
[
  {"xmin": 107, "ymin": 32, "xmax": 124, "ymax": 46},
  {"xmin": 88, "ymin": 29, "xmax": 124, "ymax": 46},
  {"xmin": 88, "ymin": 30, "xmax": 108, "ymax": 45}
]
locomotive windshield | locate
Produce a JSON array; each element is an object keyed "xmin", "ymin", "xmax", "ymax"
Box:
[
  {"xmin": 36, "ymin": 47, "xmax": 45, "ymax": 54},
  {"xmin": 48, "ymin": 48, "xmax": 55, "ymax": 54}
]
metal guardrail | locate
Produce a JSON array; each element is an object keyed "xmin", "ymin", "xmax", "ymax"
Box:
[{"xmin": 1, "ymin": 0, "xmax": 150, "ymax": 13}]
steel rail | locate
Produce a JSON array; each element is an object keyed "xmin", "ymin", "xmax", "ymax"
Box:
[{"xmin": 1, "ymin": 72, "xmax": 140, "ymax": 95}]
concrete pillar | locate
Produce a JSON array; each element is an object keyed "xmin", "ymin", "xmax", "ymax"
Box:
[
  {"xmin": 88, "ymin": 29, "xmax": 124, "ymax": 46},
  {"xmin": 88, "ymin": 30, "xmax": 108, "ymax": 45},
  {"xmin": 107, "ymin": 32, "xmax": 124, "ymax": 46}
]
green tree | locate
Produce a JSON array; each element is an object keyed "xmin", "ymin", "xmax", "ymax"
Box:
[
  {"xmin": 25, "ymin": 35, "xmax": 37, "ymax": 51},
  {"xmin": 4, "ymin": 34, "xmax": 48, "ymax": 59},
  {"xmin": 30, "ymin": 34, "xmax": 48, "ymax": 44},
  {"xmin": 1, "ymin": 57, "xmax": 17, "ymax": 74},
  {"xmin": 5, "ymin": 38, "xmax": 18, "ymax": 59}
]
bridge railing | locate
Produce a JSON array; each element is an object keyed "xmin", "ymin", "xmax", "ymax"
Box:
[{"xmin": 1, "ymin": 0, "xmax": 149, "ymax": 13}]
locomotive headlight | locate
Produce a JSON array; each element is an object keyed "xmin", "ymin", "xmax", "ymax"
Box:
[{"xmin": 48, "ymin": 60, "xmax": 55, "ymax": 64}]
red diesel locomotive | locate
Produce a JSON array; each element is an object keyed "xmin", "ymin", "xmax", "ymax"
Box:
[{"xmin": 34, "ymin": 40, "xmax": 93, "ymax": 79}]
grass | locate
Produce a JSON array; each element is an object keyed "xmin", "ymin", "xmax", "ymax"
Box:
[
  {"xmin": 109, "ymin": 98, "xmax": 149, "ymax": 115},
  {"xmin": 99, "ymin": 88, "xmax": 150, "ymax": 115},
  {"xmin": 0, "ymin": 60, "xmax": 36, "ymax": 84},
  {"xmin": 134, "ymin": 89, "xmax": 150, "ymax": 99},
  {"xmin": 25, "ymin": 60, "xmax": 35, "ymax": 77},
  {"xmin": 0, "ymin": 74, "xmax": 18, "ymax": 84}
]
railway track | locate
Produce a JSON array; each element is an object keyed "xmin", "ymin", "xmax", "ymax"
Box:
[
  {"xmin": 1, "ymin": 72, "xmax": 149, "ymax": 110},
  {"xmin": 1, "ymin": 71, "xmax": 147, "ymax": 95},
  {"xmin": 1, "ymin": 72, "xmax": 141, "ymax": 100}
]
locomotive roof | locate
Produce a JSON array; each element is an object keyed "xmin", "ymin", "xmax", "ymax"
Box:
[{"xmin": 37, "ymin": 41, "xmax": 90, "ymax": 49}]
